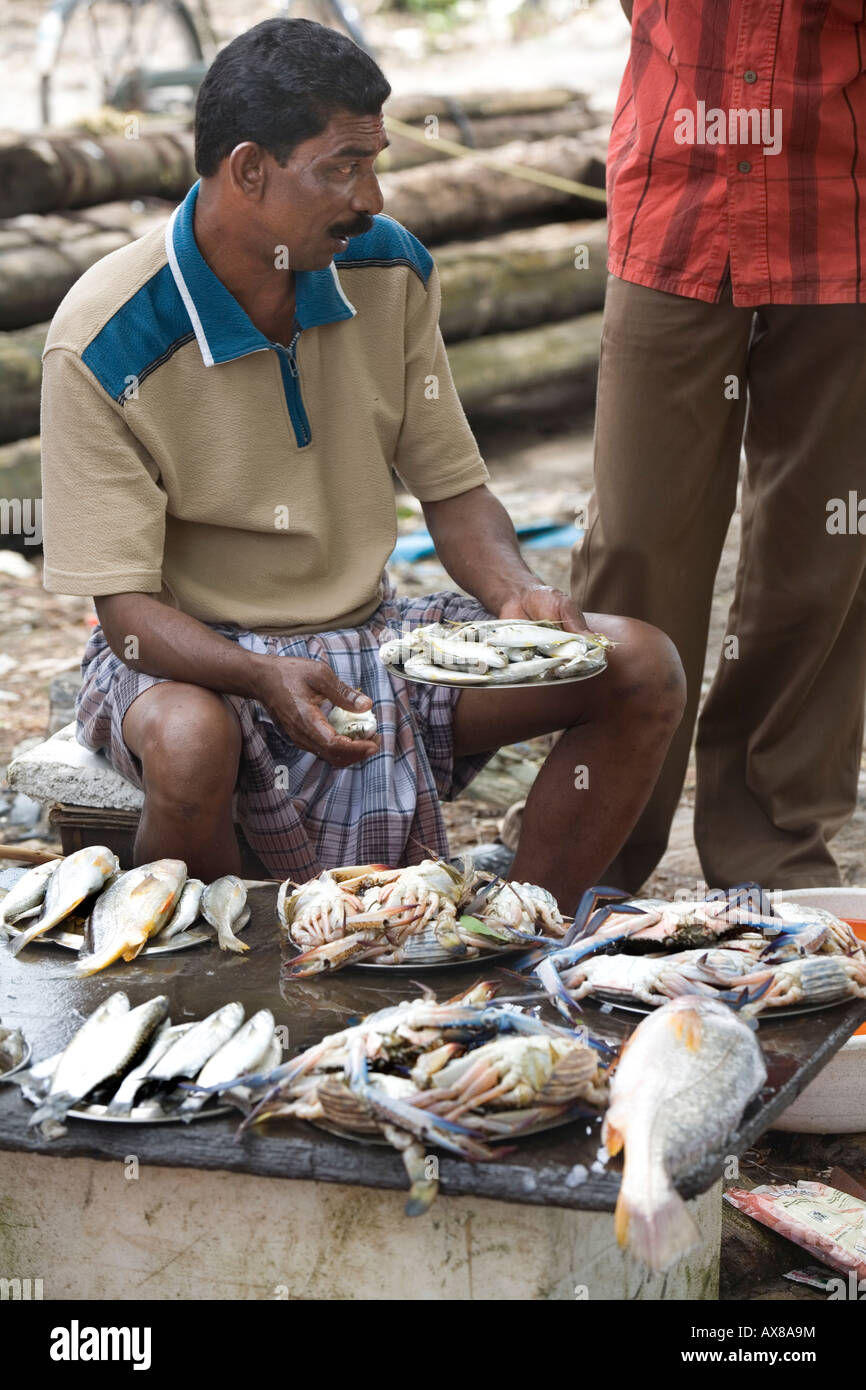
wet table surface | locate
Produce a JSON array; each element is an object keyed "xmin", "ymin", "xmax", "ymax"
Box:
[{"xmin": 1, "ymin": 882, "xmax": 865, "ymax": 1212}]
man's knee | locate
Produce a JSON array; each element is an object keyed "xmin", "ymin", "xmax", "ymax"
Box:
[
  {"xmin": 128, "ymin": 685, "xmax": 241, "ymax": 812},
  {"xmin": 598, "ymin": 615, "xmax": 687, "ymax": 727}
]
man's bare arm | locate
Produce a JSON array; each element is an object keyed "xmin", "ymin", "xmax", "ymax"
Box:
[
  {"xmin": 96, "ymin": 593, "xmax": 378, "ymax": 766},
  {"xmin": 422, "ymin": 485, "xmax": 588, "ymax": 631},
  {"xmin": 620, "ymin": 0, "xmax": 634, "ymax": 19}
]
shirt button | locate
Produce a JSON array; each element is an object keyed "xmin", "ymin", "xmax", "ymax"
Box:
[
  {"xmin": 738, "ymin": 160, "xmax": 752, "ymax": 174},
  {"xmin": 744, "ymin": 69, "xmax": 758, "ymax": 83}
]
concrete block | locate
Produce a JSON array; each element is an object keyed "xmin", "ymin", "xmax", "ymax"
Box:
[
  {"xmin": 6, "ymin": 722, "xmax": 144, "ymax": 812},
  {"xmin": 0, "ymin": 1149, "xmax": 721, "ymax": 1301}
]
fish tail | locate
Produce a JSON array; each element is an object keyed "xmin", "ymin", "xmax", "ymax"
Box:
[
  {"xmin": 8, "ymin": 921, "xmax": 43, "ymax": 956},
  {"xmin": 29, "ymin": 1092, "xmax": 74, "ymax": 1127},
  {"xmin": 615, "ymin": 1164, "xmax": 700, "ymax": 1273}
]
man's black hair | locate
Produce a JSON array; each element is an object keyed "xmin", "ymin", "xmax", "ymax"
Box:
[{"xmin": 195, "ymin": 18, "xmax": 391, "ymax": 177}]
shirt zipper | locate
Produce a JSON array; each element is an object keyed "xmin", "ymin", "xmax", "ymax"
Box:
[{"xmin": 274, "ymin": 330, "xmax": 312, "ymax": 448}]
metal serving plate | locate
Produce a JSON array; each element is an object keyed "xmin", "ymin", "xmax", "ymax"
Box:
[
  {"xmin": 389, "ymin": 663, "xmax": 606, "ymax": 691},
  {"xmin": 66, "ymin": 1100, "xmax": 232, "ymax": 1124},
  {"xmin": 0, "ymin": 1038, "xmax": 32, "ymax": 1080},
  {"xmin": 6, "ymin": 925, "xmax": 211, "ymax": 955},
  {"xmin": 312, "ymin": 1107, "xmax": 589, "ymax": 1145},
  {"xmin": 586, "ymin": 993, "xmax": 853, "ymax": 1022}
]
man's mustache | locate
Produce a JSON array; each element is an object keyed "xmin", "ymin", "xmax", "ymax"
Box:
[{"xmin": 329, "ymin": 215, "xmax": 374, "ymax": 239}]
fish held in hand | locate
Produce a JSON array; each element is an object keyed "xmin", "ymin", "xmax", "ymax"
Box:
[
  {"xmin": 9, "ymin": 847, "xmax": 118, "ymax": 955},
  {"xmin": 327, "ymin": 705, "xmax": 378, "ymax": 740},
  {"xmin": 201, "ymin": 876, "xmax": 250, "ymax": 953},
  {"xmin": 76, "ymin": 860, "xmax": 187, "ymax": 975},
  {"xmin": 603, "ymin": 996, "xmax": 766, "ymax": 1273}
]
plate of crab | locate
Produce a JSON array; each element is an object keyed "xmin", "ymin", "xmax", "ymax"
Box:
[
  {"xmin": 378, "ymin": 619, "xmax": 613, "ymax": 688},
  {"xmin": 277, "ymin": 858, "xmax": 569, "ymax": 976},
  {"xmin": 197, "ymin": 981, "xmax": 612, "ymax": 1214},
  {"xmin": 521, "ymin": 883, "xmax": 866, "ymax": 1023}
]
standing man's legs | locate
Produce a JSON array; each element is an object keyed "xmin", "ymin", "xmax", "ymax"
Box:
[
  {"xmin": 695, "ymin": 302, "xmax": 866, "ymax": 888},
  {"xmin": 572, "ymin": 274, "xmax": 753, "ymax": 890}
]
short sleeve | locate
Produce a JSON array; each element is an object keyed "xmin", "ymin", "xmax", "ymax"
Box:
[
  {"xmin": 40, "ymin": 347, "xmax": 167, "ymax": 596},
  {"xmin": 393, "ymin": 265, "xmax": 490, "ymax": 503}
]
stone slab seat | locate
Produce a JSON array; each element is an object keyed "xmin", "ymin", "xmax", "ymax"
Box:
[{"xmin": 5, "ymin": 723, "xmax": 267, "ymax": 875}]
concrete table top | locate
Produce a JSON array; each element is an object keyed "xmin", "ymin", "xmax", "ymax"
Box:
[{"xmin": 1, "ymin": 882, "xmax": 864, "ymax": 1212}]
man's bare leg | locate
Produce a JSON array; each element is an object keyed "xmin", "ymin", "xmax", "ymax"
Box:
[
  {"xmin": 452, "ymin": 614, "xmax": 685, "ymax": 914},
  {"xmin": 121, "ymin": 683, "xmax": 243, "ymax": 879}
]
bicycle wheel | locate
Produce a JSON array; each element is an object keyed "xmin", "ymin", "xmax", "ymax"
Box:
[{"xmin": 37, "ymin": 0, "xmax": 206, "ymax": 128}]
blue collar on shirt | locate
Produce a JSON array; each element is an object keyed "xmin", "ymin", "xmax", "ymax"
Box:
[{"xmin": 165, "ymin": 181, "xmax": 357, "ymax": 367}]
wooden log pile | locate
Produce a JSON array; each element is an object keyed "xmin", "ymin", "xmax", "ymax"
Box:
[{"xmin": 0, "ymin": 86, "xmax": 608, "ymax": 458}]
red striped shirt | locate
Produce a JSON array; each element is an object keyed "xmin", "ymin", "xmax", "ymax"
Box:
[{"xmin": 607, "ymin": 0, "xmax": 866, "ymax": 304}]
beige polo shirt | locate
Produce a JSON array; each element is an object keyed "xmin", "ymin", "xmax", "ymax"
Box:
[{"xmin": 41, "ymin": 182, "xmax": 489, "ymax": 634}]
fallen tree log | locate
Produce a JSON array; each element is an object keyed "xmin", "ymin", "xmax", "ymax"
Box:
[
  {"xmin": 0, "ymin": 128, "xmax": 196, "ymax": 219},
  {"xmin": 380, "ymin": 135, "xmax": 607, "ymax": 244},
  {"xmin": 438, "ymin": 219, "xmax": 608, "ymax": 340},
  {"xmin": 377, "ymin": 105, "xmax": 596, "ymax": 172},
  {"xmin": 447, "ymin": 312, "xmax": 602, "ymax": 411},
  {"xmin": 0, "ymin": 202, "xmax": 172, "ymax": 330},
  {"xmin": 386, "ymin": 88, "xmax": 590, "ymax": 122},
  {"xmin": 0, "ymin": 435, "xmax": 41, "ymax": 499},
  {"xmin": 0, "ymin": 327, "xmax": 47, "ymax": 446}
]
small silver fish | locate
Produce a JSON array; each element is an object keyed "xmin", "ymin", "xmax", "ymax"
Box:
[
  {"xmin": 10, "ymin": 847, "xmax": 118, "ymax": 955},
  {"xmin": 159, "ymin": 877, "xmax": 205, "ymax": 940},
  {"xmin": 201, "ymin": 876, "xmax": 250, "ymax": 954},
  {"xmin": 76, "ymin": 859, "xmax": 187, "ymax": 975},
  {"xmin": 0, "ymin": 859, "xmax": 61, "ymax": 928},
  {"xmin": 106, "ymin": 1020, "xmax": 196, "ymax": 1115},
  {"xmin": 147, "ymin": 1002, "xmax": 246, "ymax": 1081},
  {"xmin": 31, "ymin": 993, "xmax": 169, "ymax": 1127},
  {"xmin": 181, "ymin": 1009, "xmax": 275, "ymax": 1113}
]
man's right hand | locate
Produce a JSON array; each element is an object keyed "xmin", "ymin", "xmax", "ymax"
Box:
[{"xmin": 253, "ymin": 655, "xmax": 380, "ymax": 768}]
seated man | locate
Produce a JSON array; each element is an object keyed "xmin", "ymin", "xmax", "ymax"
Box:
[{"xmin": 40, "ymin": 18, "xmax": 685, "ymax": 912}]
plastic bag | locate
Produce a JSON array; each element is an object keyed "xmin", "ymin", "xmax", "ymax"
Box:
[{"xmin": 725, "ymin": 1181, "xmax": 866, "ymax": 1280}]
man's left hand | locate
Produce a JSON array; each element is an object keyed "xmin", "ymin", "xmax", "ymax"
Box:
[{"xmin": 498, "ymin": 584, "xmax": 589, "ymax": 633}]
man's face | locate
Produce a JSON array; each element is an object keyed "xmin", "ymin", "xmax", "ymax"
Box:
[{"xmin": 260, "ymin": 110, "xmax": 388, "ymax": 271}]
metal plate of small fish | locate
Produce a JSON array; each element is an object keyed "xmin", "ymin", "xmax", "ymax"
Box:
[
  {"xmin": 65, "ymin": 1099, "xmax": 232, "ymax": 1124},
  {"xmin": 391, "ymin": 665, "xmax": 606, "ymax": 692},
  {"xmin": 585, "ymin": 993, "xmax": 854, "ymax": 1021},
  {"xmin": 0, "ymin": 1039, "xmax": 31, "ymax": 1080}
]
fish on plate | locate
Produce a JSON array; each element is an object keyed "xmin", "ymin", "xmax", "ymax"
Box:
[
  {"xmin": 76, "ymin": 860, "xmax": 187, "ymax": 975},
  {"xmin": 201, "ymin": 876, "xmax": 250, "ymax": 954},
  {"xmin": 603, "ymin": 995, "xmax": 767, "ymax": 1272},
  {"xmin": 180, "ymin": 1009, "xmax": 276, "ymax": 1113},
  {"xmin": 9, "ymin": 846, "xmax": 118, "ymax": 955},
  {"xmin": 23, "ymin": 992, "xmax": 169, "ymax": 1132},
  {"xmin": 146, "ymin": 1002, "xmax": 246, "ymax": 1081},
  {"xmin": 160, "ymin": 877, "xmax": 205, "ymax": 941},
  {"xmin": 0, "ymin": 858, "xmax": 61, "ymax": 933}
]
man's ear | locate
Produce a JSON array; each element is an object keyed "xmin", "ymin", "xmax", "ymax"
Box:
[{"xmin": 226, "ymin": 142, "xmax": 268, "ymax": 200}]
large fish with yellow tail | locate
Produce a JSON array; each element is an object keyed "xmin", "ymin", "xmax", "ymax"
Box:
[{"xmin": 603, "ymin": 995, "xmax": 766, "ymax": 1272}]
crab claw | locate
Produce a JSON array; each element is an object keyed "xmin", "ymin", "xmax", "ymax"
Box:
[
  {"xmin": 561, "ymin": 886, "xmax": 633, "ymax": 947},
  {"xmin": 536, "ymin": 954, "xmax": 582, "ymax": 1021},
  {"xmin": 345, "ymin": 1036, "xmax": 496, "ymax": 1163}
]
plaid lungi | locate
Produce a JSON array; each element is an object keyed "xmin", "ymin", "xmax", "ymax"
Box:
[{"xmin": 74, "ymin": 581, "xmax": 495, "ymax": 879}]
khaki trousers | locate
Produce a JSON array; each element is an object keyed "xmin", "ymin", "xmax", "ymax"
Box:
[{"xmin": 572, "ymin": 274, "xmax": 866, "ymax": 891}]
